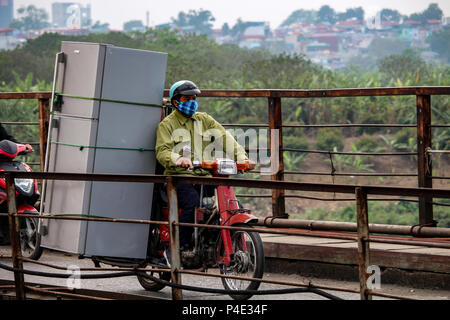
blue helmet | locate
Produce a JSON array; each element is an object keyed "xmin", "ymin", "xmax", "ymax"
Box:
[{"xmin": 169, "ymin": 80, "xmax": 201, "ymax": 101}]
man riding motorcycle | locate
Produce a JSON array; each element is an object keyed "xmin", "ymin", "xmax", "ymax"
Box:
[{"xmin": 155, "ymin": 80, "xmax": 249, "ymax": 263}]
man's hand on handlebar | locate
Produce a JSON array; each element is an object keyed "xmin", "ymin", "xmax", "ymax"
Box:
[
  {"xmin": 246, "ymin": 159, "xmax": 256, "ymax": 171},
  {"xmin": 25, "ymin": 144, "xmax": 33, "ymax": 153},
  {"xmin": 237, "ymin": 159, "xmax": 256, "ymax": 171},
  {"xmin": 176, "ymin": 157, "xmax": 193, "ymax": 169}
]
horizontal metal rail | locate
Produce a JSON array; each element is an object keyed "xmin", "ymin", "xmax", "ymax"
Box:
[
  {"xmin": 235, "ymin": 194, "xmax": 450, "ymax": 207},
  {"xmin": 282, "ymin": 148, "xmax": 417, "ymax": 156},
  {"xmin": 282, "ymin": 123, "xmax": 417, "ymax": 128},
  {"xmin": 1, "ymin": 211, "xmax": 447, "ymax": 248},
  {"xmin": 181, "ymin": 123, "xmax": 450, "ymax": 129},
  {"xmin": 1, "ymin": 122, "xmax": 39, "ymax": 125},
  {"xmin": 164, "ymin": 87, "xmax": 450, "ymax": 97},
  {"xmin": 2, "ymin": 87, "xmax": 450, "ymax": 101},
  {"xmin": 284, "ymin": 171, "xmax": 417, "ymax": 177},
  {"xmin": 1, "ymin": 171, "xmax": 449, "ymax": 198}
]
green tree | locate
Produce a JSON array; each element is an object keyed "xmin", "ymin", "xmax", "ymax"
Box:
[
  {"xmin": 378, "ymin": 52, "xmax": 429, "ymax": 83},
  {"xmin": 9, "ymin": 5, "xmax": 50, "ymax": 30},
  {"xmin": 337, "ymin": 7, "xmax": 364, "ymax": 21},
  {"xmin": 171, "ymin": 9, "xmax": 215, "ymax": 36},
  {"xmin": 367, "ymin": 38, "xmax": 409, "ymax": 59},
  {"xmin": 123, "ymin": 20, "xmax": 146, "ymax": 32},
  {"xmin": 427, "ymin": 29, "xmax": 450, "ymax": 63},
  {"xmin": 90, "ymin": 21, "xmax": 110, "ymax": 33},
  {"xmin": 409, "ymin": 3, "xmax": 443, "ymax": 22},
  {"xmin": 221, "ymin": 23, "xmax": 230, "ymax": 36},
  {"xmin": 281, "ymin": 9, "xmax": 317, "ymax": 26},
  {"xmin": 379, "ymin": 9, "xmax": 401, "ymax": 21},
  {"xmin": 317, "ymin": 5, "xmax": 336, "ymax": 24}
]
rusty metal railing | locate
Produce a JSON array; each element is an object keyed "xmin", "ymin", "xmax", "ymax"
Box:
[
  {"xmin": 1, "ymin": 87, "xmax": 450, "ymax": 225},
  {"xmin": 0, "ymin": 92, "xmax": 50, "ymax": 172},
  {"xmin": 1, "ymin": 87, "xmax": 449, "ymax": 300},
  {"xmin": 0, "ymin": 170, "xmax": 449, "ymax": 300}
]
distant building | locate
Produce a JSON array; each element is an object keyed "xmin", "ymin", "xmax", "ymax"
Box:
[
  {"xmin": 309, "ymin": 33, "xmax": 339, "ymax": 51},
  {"xmin": 0, "ymin": 0, "xmax": 14, "ymax": 28},
  {"xmin": 0, "ymin": 27, "xmax": 20, "ymax": 50},
  {"xmin": 239, "ymin": 22, "xmax": 268, "ymax": 49},
  {"xmin": 52, "ymin": 2, "xmax": 91, "ymax": 29}
]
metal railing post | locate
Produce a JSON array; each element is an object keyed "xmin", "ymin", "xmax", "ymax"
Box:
[
  {"xmin": 416, "ymin": 95, "xmax": 433, "ymax": 225},
  {"xmin": 167, "ymin": 177, "xmax": 183, "ymax": 300},
  {"xmin": 268, "ymin": 96, "xmax": 286, "ymax": 218},
  {"xmin": 5, "ymin": 173, "xmax": 26, "ymax": 300},
  {"xmin": 38, "ymin": 98, "xmax": 50, "ymax": 172},
  {"xmin": 356, "ymin": 187, "xmax": 371, "ymax": 300}
]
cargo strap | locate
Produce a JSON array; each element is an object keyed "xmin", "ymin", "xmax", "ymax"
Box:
[
  {"xmin": 51, "ymin": 141, "xmax": 154, "ymax": 152},
  {"xmin": 53, "ymin": 92, "xmax": 164, "ymax": 109}
]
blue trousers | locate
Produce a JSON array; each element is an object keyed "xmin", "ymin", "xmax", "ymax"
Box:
[{"xmin": 176, "ymin": 184, "xmax": 215, "ymax": 247}]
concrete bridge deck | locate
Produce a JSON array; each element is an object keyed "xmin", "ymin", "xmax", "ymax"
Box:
[{"xmin": 261, "ymin": 230, "xmax": 450, "ymax": 290}]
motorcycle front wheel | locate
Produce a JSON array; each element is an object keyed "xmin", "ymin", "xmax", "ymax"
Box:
[
  {"xmin": 20, "ymin": 216, "xmax": 43, "ymax": 260},
  {"xmin": 217, "ymin": 223, "xmax": 264, "ymax": 300},
  {"xmin": 136, "ymin": 263, "xmax": 171, "ymax": 292}
]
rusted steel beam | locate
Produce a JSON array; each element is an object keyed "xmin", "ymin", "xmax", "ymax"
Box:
[
  {"xmin": 1, "ymin": 87, "xmax": 449, "ymax": 102},
  {"xmin": 5, "ymin": 174, "xmax": 26, "ymax": 300},
  {"xmin": 167, "ymin": 177, "xmax": 182, "ymax": 300},
  {"xmin": 268, "ymin": 87, "xmax": 450, "ymax": 98},
  {"xmin": 25, "ymin": 285, "xmax": 112, "ymax": 300},
  {"xmin": 417, "ymin": 95, "xmax": 433, "ymax": 225},
  {"xmin": 263, "ymin": 240, "xmax": 450, "ymax": 274},
  {"xmin": 0, "ymin": 92, "xmax": 52, "ymax": 99},
  {"xmin": 282, "ymin": 124, "xmax": 417, "ymax": 128},
  {"xmin": 38, "ymin": 98, "xmax": 50, "ymax": 172},
  {"xmin": 0, "ymin": 122, "xmax": 40, "ymax": 125},
  {"xmin": 256, "ymin": 217, "xmax": 450, "ymax": 239},
  {"xmin": 268, "ymin": 97, "xmax": 286, "ymax": 218},
  {"xmin": 284, "ymin": 171, "xmax": 417, "ymax": 177},
  {"xmin": 162, "ymin": 87, "xmax": 450, "ymax": 98},
  {"xmin": 282, "ymin": 148, "xmax": 417, "ymax": 156},
  {"xmin": 355, "ymin": 187, "xmax": 371, "ymax": 300}
]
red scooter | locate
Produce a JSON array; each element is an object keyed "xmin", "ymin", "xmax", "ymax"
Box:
[
  {"xmin": 136, "ymin": 157, "xmax": 265, "ymax": 300},
  {"xmin": 0, "ymin": 140, "xmax": 43, "ymax": 260}
]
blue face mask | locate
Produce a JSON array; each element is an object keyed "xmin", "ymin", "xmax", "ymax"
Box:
[{"xmin": 177, "ymin": 100, "xmax": 198, "ymax": 116}]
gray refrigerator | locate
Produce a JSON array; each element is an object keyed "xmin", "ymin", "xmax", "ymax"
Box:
[{"xmin": 41, "ymin": 42, "xmax": 167, "ymax": 259}]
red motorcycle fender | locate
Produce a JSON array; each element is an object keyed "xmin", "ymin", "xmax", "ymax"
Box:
[
  {"xmin": 17, "ymin": 204, "xmax": 38, "ymax": 214},
  {"xmin": 228, "ymin": 213, "xmax": 258, "ymax": 226}
]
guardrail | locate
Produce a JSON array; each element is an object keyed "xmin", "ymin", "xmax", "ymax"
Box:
[
  {"xmin": 0, "ymin": 92, "xmax": 50, "ymax": 172},
  {"xmin": 0, "ymin": 170, "xmax": 449, "ymax": 300},
  {"xmin": 1, "ymin": 86, "xmax": 449, "ymax": 226}
]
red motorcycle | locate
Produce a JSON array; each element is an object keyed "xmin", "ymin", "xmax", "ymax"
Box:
[
  {"xmin": 0, "ymin": 140, "xmax": 43, "ymax": 260},
  {"xmin": 136, "ymin": 158, "xmax": 265, "ymax": 300}
]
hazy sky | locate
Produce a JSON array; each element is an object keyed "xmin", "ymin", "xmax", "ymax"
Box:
[{"xmin": 14, "ymin": 0, "xmax": 450, "ymax": 30}]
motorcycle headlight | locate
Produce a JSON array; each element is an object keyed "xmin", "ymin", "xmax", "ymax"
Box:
[
  {"xmin": 217, "ymin": 159, "xmax": 237, "ymax": 175},
  {"xmin": 15, "ymin": 178, "xmax": 34, "ymax": 195}
]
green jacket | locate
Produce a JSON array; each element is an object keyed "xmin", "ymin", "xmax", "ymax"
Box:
[{"xmin": 156, "ymin": 110, "xmax": 248, "ymax": 176}]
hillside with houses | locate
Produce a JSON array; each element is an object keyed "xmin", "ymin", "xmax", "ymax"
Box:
[{"xmin": 0, "ymin": 2, "xmax": 449, "ymax": 69}]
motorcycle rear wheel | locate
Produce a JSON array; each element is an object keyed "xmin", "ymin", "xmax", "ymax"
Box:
[
  {"xmin": 217, "ymin": 223, "xmax": 264, "ymax": 300},
  {"xmin": 136, "ymin": 264, "xmax": 171, "ymax": 292}
]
